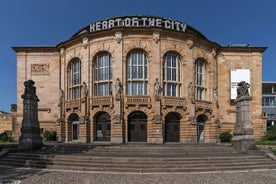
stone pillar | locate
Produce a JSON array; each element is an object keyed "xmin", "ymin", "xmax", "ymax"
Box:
[
  {"xmin": 19, "ymin": 80, "xmax": 43, "ymax": 150},
  {"xmin": 232, "ymin": 96, "xmax": 256, "ymax": 152}
]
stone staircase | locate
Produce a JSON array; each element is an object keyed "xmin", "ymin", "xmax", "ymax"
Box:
[{"xmin": 0, "ymin": 144, "xmax": 275, "ymax": 173}]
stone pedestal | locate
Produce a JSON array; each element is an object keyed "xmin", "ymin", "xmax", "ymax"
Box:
[
  {"xmin": 232, "ymin": 96, "xmax": 256, "ymax": 152},
  {"xmin": 19, "ymin": 80, "xmax": 43, "ymax": 150}
]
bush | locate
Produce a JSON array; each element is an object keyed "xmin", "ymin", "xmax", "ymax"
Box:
[
  {"xmin": 0, "ymin": 132, "xmax": 13, "ymax": 143},
  {"xmin": 261, "ymin": 126, "xmax": 276, "ymax": 141},
  {"xmin": 219, "ymin": 131, "xmax": 233, "ymax": 143},
  {"xmin": 256, "ymin": 140, "xmax": 276, "ymax": 145},
  {"xmin": 42, "ymin": 130, "xmax": 57, "ymax": 141}
]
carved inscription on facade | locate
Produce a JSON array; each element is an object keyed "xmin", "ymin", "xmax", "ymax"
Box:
[{"xmin": 31, "ymin": 64, "xmax": 50, "ymax": 75}]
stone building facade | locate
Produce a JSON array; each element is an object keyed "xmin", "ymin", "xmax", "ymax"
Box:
[{"xmin": 12, "ymin": 16, "xmax": 267, "ymax": 144}]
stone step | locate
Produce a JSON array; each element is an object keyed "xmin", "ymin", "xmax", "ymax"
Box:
[
  {"xmin": 1, "ymin": 158, "xmax": 276, "ymax": 173},
  {"xmin": 1, "ymin": 144, "xmax": 274, "ymax": 173},
  {"xmin": 2, "ymin": 154, "xmax": 271, "ymax": 166},
  {"xmin": 3, "ymin": 152, "xmax": 267, "ymax": 161},
  {"xmin": 1, "ymin": 157, "xmax": 273, "ymax": 168},
  {"xmin": 34, "ymin": 144, "xmax": 239, "ymax": 156}
]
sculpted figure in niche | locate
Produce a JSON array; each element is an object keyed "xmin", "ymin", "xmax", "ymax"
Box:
[
  {"xmin": 213, "ymin": 88, "xmax": 218, "ymax": 105},
  {"xmin": 154, "ymin": 78, "xmax": 162, "ymax": 101},
  {"xmin": 188, "ymin": 82, "xmax": 195, "ymax": 103},
  {"xmin": 81, "ymin": 82, "xmax": 89, "ymax": 103},
  {"xmin": 58, "ymin": 89, "xmax": 64, "ymax": 107},
  {"xmin": 115, "ymin": 78, "xmax": 122, "ymax": 101},
  {"xmin": 237, "ymin": 81, "xmax": 250, "ymax": 98}
]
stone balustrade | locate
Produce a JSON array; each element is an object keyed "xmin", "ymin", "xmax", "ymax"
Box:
[
  {"xmin": 91, "ymin": 96, "xmax": 113, "ymax": 108},
  {"xmin": 162, "ymin": 96, "xmax": 186, "ymax": 109},
  {"xmin": 125, "ymin": 96, "xmax": 151, "ymax": 108},
  {"xmin": 65, "ymin": 100, "xmax": 81, "ymax": 110}
]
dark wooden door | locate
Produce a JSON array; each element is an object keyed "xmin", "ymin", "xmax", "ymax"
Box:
[
  {"xmin": 96, "ymin": 113, "xmax": 111, "ymax": 141},
  {"xmin": 72, "ymin": 122, "xmax": 79, "ymax": 140},
  {"xmin": 128, "ymin": 112, "xmax": 147, "ymax": 142},
  {"xmin": 165, "ymin": 113, "xmax": 180, "ymax": 142}
]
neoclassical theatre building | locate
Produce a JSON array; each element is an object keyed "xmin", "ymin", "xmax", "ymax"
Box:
[{"xmin": 12, "ymin": 15, "xmax": 267, "ymax": 144}]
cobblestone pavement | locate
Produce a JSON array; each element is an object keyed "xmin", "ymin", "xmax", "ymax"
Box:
[{"xmin": 0, "ymin": 166, "xmax": 276, "ymax": 184}]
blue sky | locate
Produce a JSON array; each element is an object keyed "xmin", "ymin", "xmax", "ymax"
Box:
[{"xmin": 0, "ymin": 0, "xmax": 275, "ymax": 112}]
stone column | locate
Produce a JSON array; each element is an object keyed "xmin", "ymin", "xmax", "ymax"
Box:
[
  {"xmin": 232, "ymin": 96, "xmax": 256, "ymax": 152},
  {"xmin": 19, "ymin": 80, "xmax": 43, "ymax": 150}
]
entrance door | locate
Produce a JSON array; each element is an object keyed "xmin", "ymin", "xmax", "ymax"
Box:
[
  {"xmin": 165, "ymin": 113, "xmax": 180, "ymax": 142},
  {"xmin": 197, "ymin": 115, "xmax": 207, "ymax": 143},
  {"xmin": 95, "ymin": 112, "xmax": 111, "ymax": 141},
  {"xmin": 72, "ymin": 121, "xmax": 79, "ymax": 140},
  {"xmin": 197, "ymin": 122, "xmax": 205, "ymax": 143},
  {"xmin": 128, "ymin": 112, "xmax": 147, "ymax": 142}
]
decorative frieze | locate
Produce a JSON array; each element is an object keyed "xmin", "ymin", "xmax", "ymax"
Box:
[{"xmin": 31, "ymin": 64, "xmax": 49, "ymax": 75}]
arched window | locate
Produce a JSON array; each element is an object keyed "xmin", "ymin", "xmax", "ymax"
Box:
[
  {"xmin": 93, "ymin": 52, "xmax": 112, "ymax": 96},
  {"xmin": 127, "ymin": 50, "xmax": 148, "ymax": 95},
  {"xmin": 195, "ymin": 59, "xmax": 206, "ymax": 100},
  {"xmin": 162, "ymin": 52, "xmax": 181, "ymax": 97},
  {"xmin": 68, "ymin": 58, "xmax": 81, "ymax": 100}
]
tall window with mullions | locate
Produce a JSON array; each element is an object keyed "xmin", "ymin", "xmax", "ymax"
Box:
[
  {"xmin": 127, "ymin": 50, "xmax": 148, "ymax": 95},
  {"xmin": 93, "ymin": 52, "xmax": 112, "ymax": 96},
  {"xmin": 68, "ymin": 58, "xmax": 81, "ymax": 100},
  {"xmin": 195, "ymin": 59, "xmax": 206, "ymax": 100},
  {"xmin": 162, "ymin": 53, "xmax": 181, "ymax": 97}
]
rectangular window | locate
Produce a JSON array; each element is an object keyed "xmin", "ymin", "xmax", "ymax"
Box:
[
  {"xmin": 93, "ymin": 53, "xmax": 112, "ymax": 96},
  {"xmin": 197, "ymin": 88, "xmax": 204, "ymax": 100},
  {"xmin": 126, "ymin": 51, "xmax": 148, "ymax": 95},
  {"xmin": 72, "ymin": 87, "xmax": 80, "ymax": 99},
  {"xmin": 262, "ymin": 97, "xmax": 276, "ymax": 106},
  {"xmin": 167, "ymin": 84, "xmax": 177, "ymax": 97}
]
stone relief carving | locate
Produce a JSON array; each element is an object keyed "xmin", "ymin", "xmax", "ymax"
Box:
[
  {"xmin": 237, "ymin": 81, "xmax": 250, "ymax": 98},
  {"xmin": 115, "ymin": 32, "xmax": 122, "ymax": 44},
  {"xmin": 56, "ymin": 117, "xmax": 64, "ymax": 126},
  {"xmin": 82, "ymin": 37, "xmax": 88, "ymax": 49},
  {"xmin": 113, "ymin": 114, "xmax": 121, "ymax": 122},
  {"xmin": 153, "ymin": 32, "xmax": 160, "ymax": 43},
  {"xmin": 31, "ymin": 64, "xmax": 49, "ymax": 75},
  {"xmin": 153, "ymin": 115, "xmax": 161, "ymax": 123},
  {"xmin": 186, "ymin": 39, "xmax": 194, "ymax": 49},
  {"xmin": 80, "ymin": 115, "xmax": 88, "ymax": 124}
]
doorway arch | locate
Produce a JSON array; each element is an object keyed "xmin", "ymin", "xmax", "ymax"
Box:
[
  {"xmin": 94, "ymin": 112, "xmax": 111, "ymax": 141},
  {"xmin": 68, "ymin": 113, "xmax": 79, "ymax": 141},
  {"xmin": 197, "ymin": 115, "xmax": 207, "ymax": 143},
  {"xmin": 165, "ymin": 112, "xmax": 180, "ymax": 142},
  {"xmin": 128, "ymin": 111, "xmax": 147, "ymax": 142}
]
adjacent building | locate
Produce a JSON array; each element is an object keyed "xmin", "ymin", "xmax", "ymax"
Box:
[
  {"xmin": 12, "ymin": 15, "xmax": 267, "ymax": 144},
  {"xmin": 0, "ymin": 110, "xmax": 13, "ymax": 136},
  {"xmin": 262, "ymin": 82, "xmax": 276, "ymax": 130}
]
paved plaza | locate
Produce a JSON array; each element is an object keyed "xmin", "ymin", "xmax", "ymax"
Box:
[{"xmin": 0, "ymin": 166, "xmax": 276, "ymax": 184}]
